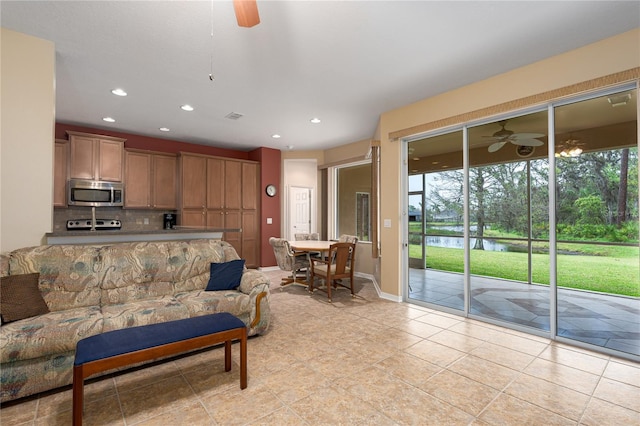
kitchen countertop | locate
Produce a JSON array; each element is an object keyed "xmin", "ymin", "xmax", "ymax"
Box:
[
  {"xmin": 44, "ymin": 228, "xmax": 240, "ymax": 245},
  {"xmin": 45, "ymin": 228, "xmax": 241, "ymax": 237}
]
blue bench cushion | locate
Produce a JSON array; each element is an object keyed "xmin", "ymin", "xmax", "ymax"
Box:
[{"xmin": 74, "ymin": 313, "xmax": 245, "ymax": 365}]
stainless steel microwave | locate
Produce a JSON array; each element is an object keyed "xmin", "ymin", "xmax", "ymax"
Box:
[{"xmin": 68, "ymin": 179, "xmax": 124, "ymax": 207}]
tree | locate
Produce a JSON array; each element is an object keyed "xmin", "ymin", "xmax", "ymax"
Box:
[
  {"xmin": 617, "ymin": 148, "xmax": 629, "ymax": 226},
  {"xmin": 471, "ymin": 168, "xmax": 486, "ymax": 250}
]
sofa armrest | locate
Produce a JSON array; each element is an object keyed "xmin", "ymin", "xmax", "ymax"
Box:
[
  {"xmin": 238, "ymin": 269, "xmax": 270, "ymax": 294},
  {"xmin": 238, "ymin": 269, "xmax": 271, "ymax": 334}
]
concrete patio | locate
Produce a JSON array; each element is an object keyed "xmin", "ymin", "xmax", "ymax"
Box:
[{"xmin": 408, "ymin": 269, "xmax": 640, "ymax": 357}]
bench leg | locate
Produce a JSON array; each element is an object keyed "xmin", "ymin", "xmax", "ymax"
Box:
[
  {"xmin": 240, "ymin": 327, "xmax": 247, "ymax": 389},
  {"xmin": 224, "ymin": 340, "xmax": 232, "ymax": 372},
  {"xmin": 72, "ymin": 365, "xmax": 84, "ymax": 426}
]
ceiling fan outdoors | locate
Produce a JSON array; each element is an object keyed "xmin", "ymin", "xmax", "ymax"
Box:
[
  {"xmin": 485, "ymin": 120, "xmax": 545, "ymax": 153},
  {"xmin": 233, "ymin": 0, "xmax": 260, "ymax": 27}
]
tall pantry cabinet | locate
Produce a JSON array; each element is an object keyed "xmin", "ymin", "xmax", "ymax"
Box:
[{"xmin": 178, "ymin": 153, "xmax": 259, "ymax": 268}]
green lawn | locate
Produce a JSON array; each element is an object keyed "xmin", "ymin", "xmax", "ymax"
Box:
[{"xmin": 409, "ymin": 245, "xmax": 639, "ymax": 297}]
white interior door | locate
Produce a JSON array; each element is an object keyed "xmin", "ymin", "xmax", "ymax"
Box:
[{"xmin": 289, "ymin": 186, "xmax": 311, "ymax": 239}]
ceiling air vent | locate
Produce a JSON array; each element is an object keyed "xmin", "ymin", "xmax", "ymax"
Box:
[{"xmin": 225, "ymin": 112, "xmax": 244, "ymax": 120}]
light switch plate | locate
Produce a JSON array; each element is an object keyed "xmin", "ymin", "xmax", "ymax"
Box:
[
  {"xmin": 383, "ymin": 219, "xmax": 391, "ymax": 228},
  {"xmin": 266, "ymin": 217, "xmax": 273, "ymax": 224}
]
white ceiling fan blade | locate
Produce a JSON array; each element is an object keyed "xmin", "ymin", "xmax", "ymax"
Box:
[
  {"xmin": 512, "ymin": 132, "xmax": 544, "ymax": 140},
  {"xmin": 512, "ymin": 138, "xmax": 544, "ymax": 147},
  {"xmin": 488, "ymin": 141, "xmax": 507, "ymax": 153}
]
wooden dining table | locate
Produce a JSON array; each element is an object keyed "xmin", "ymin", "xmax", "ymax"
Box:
[
  {"xmin": 288, "ymin": 240, "xmax": 334, "ymax": 254},
  {"xmin": 288, "ymin": 240, "xmax": 334, "ymax": 286}
]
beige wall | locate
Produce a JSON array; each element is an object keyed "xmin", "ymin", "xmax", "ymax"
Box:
[
  {"xmin": 1, "ymin": 28, "xmax": 55, "ymax": 252},
  {"xmin": 378, "ymin": 29, "xmax": 640, "ymax": 298},
  {"xmin": 284, "ymin": 140, "xmax": 378, "ymax": 276}
]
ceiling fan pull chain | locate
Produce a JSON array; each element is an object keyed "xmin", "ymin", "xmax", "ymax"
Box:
[{"xmin": 209, "ymin": 0, "xmax": 215, "ymax": 81}]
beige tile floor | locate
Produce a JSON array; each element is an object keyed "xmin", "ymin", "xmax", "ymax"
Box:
[{"xmin": 1, "ymin": 270, "xmax": 639, "ymax": 425}]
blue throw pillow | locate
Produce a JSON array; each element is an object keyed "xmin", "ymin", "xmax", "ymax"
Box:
[{"xmin": 206, "ymin": 259, "xmax": 245, "ymax": 291}]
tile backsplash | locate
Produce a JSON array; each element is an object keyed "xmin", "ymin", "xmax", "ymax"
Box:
[{"xmin": 54, "ymin": 207, "xmax": 177, "ymax": 232}]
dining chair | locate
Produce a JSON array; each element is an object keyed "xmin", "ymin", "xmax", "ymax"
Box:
[
  {"xmin": 338, "ymin": 234, "xmax": 358, "ymax": 244},
  {"xmin": 294, "ymin": 233, "xmax": 319, "ymax": 241},
  {"xmin": 294, "ymin": 232, "xmax": 321, "ymax": 259},
  {"xmin": 309, "ymin": 242, "xmax": 356, "ymax": 302},
  {"xmin": 338, "ymin": 235, "xmax": 358, "ymax": 267},
  {"xmin": 269, "ymin": 237, "xmax": 310, "ymax": 289}
]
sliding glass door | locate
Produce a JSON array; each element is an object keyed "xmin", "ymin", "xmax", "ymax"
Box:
[
  {"xmin": 407, "ymin": 131, "xmax": 464, "ymax": 311},
  {"xmin": 467, "ymin": 111, "xmax": 550, "ymax": 332},
  {"xmin": 554, "ymin": 90, "xmax": 639, "ymax": 355},
  {"xmin": 404, "ymin": 85, "xmax": 639, "ymax": 359}
]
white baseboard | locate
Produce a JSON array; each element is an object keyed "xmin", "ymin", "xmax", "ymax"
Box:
[{"xmin": 259, "ymin": 266, "xmax": 281, "ymax": 272}]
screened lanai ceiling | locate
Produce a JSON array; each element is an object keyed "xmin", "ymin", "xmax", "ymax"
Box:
[
  {"xmin": 408, "ymin": 88, "xmax": 638, "ymax": 168},
  {"xmin": 1, "ymin": 1, "xmax": 639, "ymax": 152}
]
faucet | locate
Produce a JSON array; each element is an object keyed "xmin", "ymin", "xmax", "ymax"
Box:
[{"xmin": 90, "ymin": 206, "xmax": 96, "ymax": 231}]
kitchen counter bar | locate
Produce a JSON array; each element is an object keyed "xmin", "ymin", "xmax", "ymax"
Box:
[{"xmin": 44, "ymin": 228, "xmax": 240, "ymax": 245}]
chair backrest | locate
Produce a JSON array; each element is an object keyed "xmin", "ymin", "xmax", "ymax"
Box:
[
  {"xmin": 327, "ymin": 242, "xmax": 356, "ymax": 277},
  {"xmin": 294, "ymin": 233, "xmax": 311, "ymax": 241},
  {"xmin": 338, "ymin": 234, "xmax": 359, "ymax": 244},
  {"xmin": 269, "ymin": 237, "xmax": 295, "ymax": 270}
]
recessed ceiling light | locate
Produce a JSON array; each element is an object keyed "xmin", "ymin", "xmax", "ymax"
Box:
[
  {"xmin": 102, "ymin": 117, "xmax": 115, "ymax": 123},
  {"xmin": 271, "ymin": 134, "xmax": 281, "ymax": 139},
  {"xmin": 310, "ymin": 118, "xmax": 321, "ymax": 124},
  {"xmin": 180, "ymin": 104, "xmax": 194, "ymax": 111},
  {"xmin": 111, "ymin": 88, "xmax": 127, "ymax": 96},
  {"xmin": 159, "ymin": 127, "xmax": 170, "ymax": 132},
  {"xmin": 412, "ymin": 157, "xmax": 420, "ymax": 161}
]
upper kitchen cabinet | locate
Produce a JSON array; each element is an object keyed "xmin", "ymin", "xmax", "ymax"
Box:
[
  {"xmin": 206, "ymin": 158, "xmax": 242, "ymax": 210},
  {"xmin": 180, "ymin": 154, "xmax": 207, "ymax": 210},
  {"xmin": 178, "ymin": 153, "xmax": 260, "ymax": 267},
  {"xmin": 67, "ymin": 131, "xmax": 125, "ymax": 182},
  {"xmin": 152, "ymin": 154, "xmax": 177, "ymax": 210},
  {"xmin": 124, "ymin": 150, "xmax": 177, "ymax": 209},
  {"xmin": 53, "ymin": 139, "xmax": 68, "ymax": 207},
  {"xmin": 241, "ymin": 162, "xmax": 258, "ymax": 210}
]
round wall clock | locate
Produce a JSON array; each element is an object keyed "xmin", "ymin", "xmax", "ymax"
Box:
[{"xmin": 265, "ymin": 184, "xmax": 277, "ymax": 197}]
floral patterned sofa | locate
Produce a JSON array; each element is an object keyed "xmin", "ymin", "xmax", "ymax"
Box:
[{"xmin": 0, "ymin": 239, "xmax": 270, "ymax": 402}]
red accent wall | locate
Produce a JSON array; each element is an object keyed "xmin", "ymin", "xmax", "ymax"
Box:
[
  {"xmin": 249, "ymin": 147, "xmax": 281, "ymax": 267},
  {"xmin": 57, "ymin": 123, "xmax": 281, "ymax": 267},
  {"xmin": 55, "ymin": 123, "xmax": 250, "ymax": 159}
]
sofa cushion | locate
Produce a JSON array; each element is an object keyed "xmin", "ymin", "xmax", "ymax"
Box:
[
  {"xmin": 0, "ymin": 306, "xmax": 103, "ymax": 363},
  {"xmin": 176, "ymin": 290, "xmax": 251, "ymax": 320},
  {"xmin": 206, "ymin": 259, "xmax": 245, "ymax": 291},
  {"xmin": 8, "ymin": 245, "xmax": 101, "ymax": 312},
  {"xmin": 170, "ymin": 239, "xmax": 228, "ymax": 293},
  {"xmin": 101, "ymin": 296, "xmax": 190, "ymax": 332},
  {"xmin": 98, "ymin": 242, "xmax": 175, "ymax": 304},
  {"xmin": 1, "ymin": 273, "xmax": 49, "ymax": 324}
]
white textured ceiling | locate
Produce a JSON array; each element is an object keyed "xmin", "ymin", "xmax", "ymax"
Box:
[{"xmin": 2, "ymin": 1, "xmax": 639, "ymax": 152}]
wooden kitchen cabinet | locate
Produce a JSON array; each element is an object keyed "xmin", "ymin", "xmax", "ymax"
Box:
[
  {"xmin": 180, "ymin": 154, "xmax": 207, "ymax": 209},
  {"xmin": 206, "ymin": 158, "xmax": 241, "ymax": 210},
  {"xmin": 67, "ymin": 131, "xmax": 125, "ymax": 182},
  {"xmin": 124, "ymin": 150, "xmax": 177, "ymax": 209},
  {"xmin": 152, "ymin": 154, "xmax": 177, "ymax": 209},
  {"xmin": 124, "ymin": 151, "xmax": 151, "ymax": 208},
  {"xmin": 179, "ymin": 153, "xmax": 260, "ymax": 267},
  {"xmin": 241, "ymin": 209, "xmax": 259, "ymax": 267},
  {"xmin": 181, "ymin": 209, "xmax": 206, "ymax": 228},
  {"xmin": 241, "ymin": 162, "xmax": 257, "ymax": 210},
  {"xmin": 53, "ymin": 139, "xmax": 68, "ymax": 207}
]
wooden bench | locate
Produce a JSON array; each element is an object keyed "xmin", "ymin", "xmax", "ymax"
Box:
[{"xmin": 72, "ymin": 313, "xmax": 247, "ymax": 425}]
